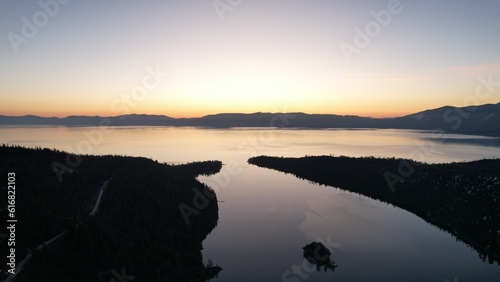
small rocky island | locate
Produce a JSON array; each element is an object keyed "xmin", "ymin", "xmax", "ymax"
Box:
[{"xmin": 302, "ymin": 242, "xmax": 337, "ymax": 272}]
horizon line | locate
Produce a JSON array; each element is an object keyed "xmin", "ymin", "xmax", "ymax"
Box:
[{"xmin": 2, "ymin": 101, "xmax": 499, "ymax": 120}]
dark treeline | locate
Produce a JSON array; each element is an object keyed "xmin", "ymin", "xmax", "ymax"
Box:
[
  {"xmin": 0, "ymin": 145, "xmax": 222, "ymax": 281},
  {"xmin": 248, "ymin": 155, "xmax": 500, "ymax": 265}
]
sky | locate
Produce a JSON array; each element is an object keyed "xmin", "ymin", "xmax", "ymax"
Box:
[{"xmin": 1, "ymin": 0, "xmax": 499, "ymax": 118}]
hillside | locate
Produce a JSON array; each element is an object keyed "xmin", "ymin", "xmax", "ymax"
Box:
[
  {"xmin": 1, "ymin": 102, "xmax": 499, "ymax": 136},
  {"xmin": 0, "ymin": 145, "xmax": 222, "ymax": 281}
]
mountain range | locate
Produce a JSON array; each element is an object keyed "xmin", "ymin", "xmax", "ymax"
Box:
[{"xmin": 1, "ymin": 102, "xmax": 499, "ymax": 136}]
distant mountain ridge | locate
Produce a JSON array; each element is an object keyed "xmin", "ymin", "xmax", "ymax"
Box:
[{"xmin": 1, "ymin": 102, "xmax": 499, "ymax": 136}]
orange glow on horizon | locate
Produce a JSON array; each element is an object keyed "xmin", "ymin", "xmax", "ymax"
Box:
[{"xmin": 0, "ymin": 107, "xmax": 419, "ymax": 119}]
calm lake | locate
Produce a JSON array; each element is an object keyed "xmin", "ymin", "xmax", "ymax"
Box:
[{"xmin": 2, "ymin": 126, "xmax": 500, "ymax": 281}]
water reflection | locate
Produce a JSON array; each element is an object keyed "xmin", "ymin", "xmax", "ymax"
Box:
[
  {"xmin": 429, "ymin": 137, "xmax": 500, "ymax": 148},
  {"xmin": 3, "ymin": 127, "xmax": 500, "ymax": 281}
]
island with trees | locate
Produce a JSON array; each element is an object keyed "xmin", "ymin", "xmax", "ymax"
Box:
[
  {"xmin": 302, "ymin": 242, "xmax": 337, "ymax": 272},
  {"xmin": 248, "ymin": 155, "xmax": 500, "ymax": 265},
  {"xmin": 0, "ymin": 145, "xmax": 222, "ymax": 281}
]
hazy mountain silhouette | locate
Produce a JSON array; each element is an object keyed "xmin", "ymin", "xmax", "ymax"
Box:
[
  {"xmin": 394, "ymin": 103, "xmax": 500, "ymax": 135},
  {"xmin": 0, "ymin": 114, "xmax": 175, "ymax": 126},
  {"xmin": 1, "ymin": 102, "xmax": 499, "ymax": 136}
]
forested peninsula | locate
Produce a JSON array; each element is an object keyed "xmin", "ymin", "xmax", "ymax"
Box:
[
  {"xmin": 249, "ymin": 155, "xmax": 500, "ymax": 265},
  {"xmin": 0, "ymin": 145, "xmax": 222, "ymax": 281}
]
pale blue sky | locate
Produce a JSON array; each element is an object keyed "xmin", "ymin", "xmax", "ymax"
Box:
[{"xmin": 1, "ymin": 0, "xmax": 499, "ymax": 117}]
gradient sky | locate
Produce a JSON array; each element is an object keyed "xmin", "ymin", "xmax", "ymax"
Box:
[{"xmin": 1, "ymin": 0, "xmax": 499, "ymax": 118}]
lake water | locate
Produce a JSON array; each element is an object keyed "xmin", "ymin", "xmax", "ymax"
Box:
[{"xmin": 2, "ymin": 126, "xmax": 500, "ymax": 281}]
